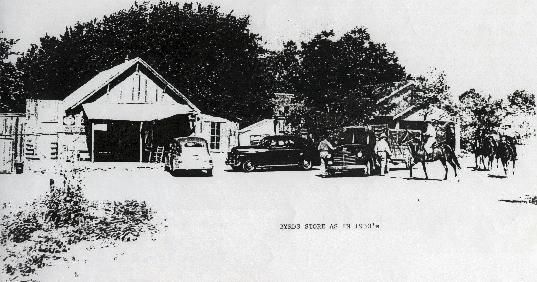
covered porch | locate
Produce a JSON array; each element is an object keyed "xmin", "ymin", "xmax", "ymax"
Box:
[{"xmin": 83, "ymin": 103, "xmax": 195, "ymax": 162}]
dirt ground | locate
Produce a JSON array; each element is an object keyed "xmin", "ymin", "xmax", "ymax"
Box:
[{"xmin": 1, "ymin": 140, "xmax": 537, "ymax": 281}]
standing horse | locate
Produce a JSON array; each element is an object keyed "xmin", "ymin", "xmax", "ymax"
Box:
[
  {"xmin": 473, "ymin": 133, "xmax": 497, "ymax": 170},
  {"xmin": 496, "ymin": 136, "xmax": 516, "ymax": 175},
  {"xmin": 407, "ymin": 138, "xmax": 461, "ymax": 180}
]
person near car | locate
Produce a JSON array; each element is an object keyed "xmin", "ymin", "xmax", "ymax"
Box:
[
  {"xmin": 318, "ymin": 136, "xmax": 335, "ymax": 176},
  {"xmin": 423, "ymin": 120, "xmax": 437, "ymax": 154},
  {"xmin": 374, "ymin": 133, "xmax": 392, "ymax": 176}
]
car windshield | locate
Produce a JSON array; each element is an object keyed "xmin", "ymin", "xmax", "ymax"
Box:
[
  {"xmin": 174, "ymin": 138, "xmax": 209, "ymax": 154},
  {"xmin": 261, "ymin": 138, "xmax": 273, "ymax": 147},
  {"xmin": 340, "ymin": 128, "xmax": 373, "ymax": 145}
]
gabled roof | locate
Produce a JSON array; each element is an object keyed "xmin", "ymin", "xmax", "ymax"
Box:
[
  {"xmin": 62, "ymin": 57, "xmax": 200, "ymax": 112},
  {"xmin": 376, "ymin": 81, "xmax": 417, "ymax": 105},
  {"xmin": 398, "ymin": 107, "xmax": 454, "ymax": 122},
  {"xmin": 198, "ymin": 113, "xmax": 234, "ymax": 124},
  {"xmin": 239, "ymin": 119, "xmax": 273, "ymax": 133}
]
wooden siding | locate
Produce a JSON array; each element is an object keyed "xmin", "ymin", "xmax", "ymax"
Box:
[
  {"xmin": 94, "ymin": 70, "xmax": 177, "ymax": 105},
  {"xmin": 195, "ymin": 116, "xmax": 239, "ymax": 153},
  {"xmin": 0, "ymin": 114, "xmax": 25, "ymax": 173}
]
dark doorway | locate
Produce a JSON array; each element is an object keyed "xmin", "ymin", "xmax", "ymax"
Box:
[{"xmin": 94, "ymin": 121, "xmax": 140, "ymax": 162}]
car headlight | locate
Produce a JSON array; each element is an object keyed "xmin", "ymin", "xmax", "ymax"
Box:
[
  {"xmin": 327, "ymin": 161, "xmax": 333, "ymax": 165},
  {"xmin": 357, "ymin": 152, "xmax": 363, "ymax": 158}
]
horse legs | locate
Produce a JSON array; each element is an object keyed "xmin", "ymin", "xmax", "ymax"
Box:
[
  {"xmin": 422, "ymin": 161, "xmax": 428, "ymax": 179},
  {"xmin": 512, "ymin": 159, "xmax": 516, "ymax": 175},
  {"xmin": 409, "ymin": 161, "xmax": 414, "ymax": 178},
  {"xmin": 475, "ymin": 154, "xmax": 479, "ymax": 170},
  {"xmin": 448, "ymin": 158, "xmax": 458, "ymax": 177},
  {"xmin": 440, "ymin": 158, "xmax": 448, "ymax": 180}
]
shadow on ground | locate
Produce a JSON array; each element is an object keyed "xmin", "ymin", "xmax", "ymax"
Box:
[
  {"xmin": 402, "ymin": 177, "xmax": 443, "ymax": 182},
  {"xmin": 168, "ymin": 170, "xmax": 212, "ymax": 177},
  {"xmin": 223, "ymin": 167, "xmax": 320, "ymax": 173}
]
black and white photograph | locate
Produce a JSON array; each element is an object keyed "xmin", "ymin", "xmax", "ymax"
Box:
[{"xmin": 1, "ymin": 0, "xmax": 536, "ymax": 281}]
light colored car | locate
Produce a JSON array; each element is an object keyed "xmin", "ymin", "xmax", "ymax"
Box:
[{"xmin": 164, "ymin": 137, "xmax": 213, "ymax": 176}]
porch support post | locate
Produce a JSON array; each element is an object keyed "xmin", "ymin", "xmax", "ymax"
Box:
[
  {"xmin": 139, "ymin": 121, "xmax": 143, "ymax": 163},
  {"xmin": 91, "ymin": 122, "xmax": 95, "ymax": 162}
]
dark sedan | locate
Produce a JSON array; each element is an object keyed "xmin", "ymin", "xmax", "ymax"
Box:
[{"xmin": 226, "ymin": 135, "xmax": 320, "ymax": 172}]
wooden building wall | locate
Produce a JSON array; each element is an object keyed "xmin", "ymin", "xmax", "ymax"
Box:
[
  {"xmin": 195, "ymin": 115, "xmax": 239, "ymax": 154},
  {"xmin": 0, "ymin": 113, "xmax": 25, "ymax": 173}
]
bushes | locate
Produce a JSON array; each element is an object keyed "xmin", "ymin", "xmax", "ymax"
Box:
[
  {"xmin": 1, "ymin": 170, "xmax": 160, "ymax": 280},
  {"xmin": 45, "ymin": 172, "xmax": 87, "ymax": 228}
]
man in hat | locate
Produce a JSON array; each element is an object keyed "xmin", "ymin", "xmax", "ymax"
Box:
[
  {"xmin": 423, "ymin": 120, "xmax": 437, "ymax": 155},
  {"xmin": 374, "ymin": 133, "xmax": 392, "ymax": 175},
  {"xmin": 318, "ymin": 135, "xmax": 335, "ymax": 176}
]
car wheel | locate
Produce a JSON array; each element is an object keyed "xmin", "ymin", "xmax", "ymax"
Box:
[
  {"xmin": 242, "ymin": 160, "xmax": 256, "ymax": 172},
  {"xmin": 301, "ymin": 159, "xmax": 313, "ymax": 170}
]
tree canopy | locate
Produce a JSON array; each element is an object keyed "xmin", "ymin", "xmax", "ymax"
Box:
[
  {"xmin": 273, "ymin": 28, "xmax": 408, "ymax": 137},
  {"xmin": 16, "ymin": 2, "xmax": 273, "ymax": 125},
  {"xmin": 0, "ymin": 33, "xmax": 25, "ymax": 112}
]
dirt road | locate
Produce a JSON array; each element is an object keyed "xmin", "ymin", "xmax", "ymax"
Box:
[{"xmin": 2, "ymin": 142, "xmax": 537, "ymax": 281}]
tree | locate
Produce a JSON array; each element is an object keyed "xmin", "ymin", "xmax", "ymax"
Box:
[
  {"xmin": 410, "ymin": 69, "xmax": 456, "ymax": 117},
  {"xmin": 458, "ymin": 89, "xmax": 505, "ymax": 149},
  {"xmin": 265, "ymin": 40, "xmax": 301, "ymax": 93},
  {"xmin": 288, "ymin": 27, "xmax": 407, "ymax": 137},
  {"xmin": 507, "ymin": 90, "xmax": 536, "ymax": 115},
  {"xmin": 0, "ymin": 33, "xmax": 25, "ymax": 112},
  {"xmin": 17, "ymin": 2, "xmax": 273, "ymax": 125}
]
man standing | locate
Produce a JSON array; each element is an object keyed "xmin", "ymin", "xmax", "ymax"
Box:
[
  {"xmin": 318, "ymin": 135, "xmax": 335, "ymax": 176},
  {"xmin": 423, "ymin": 120, "xmax": 437, "ymax": 155},
  {"xmin": 374, "ymin": 133, "xmax": 392, "ymax": 176}
]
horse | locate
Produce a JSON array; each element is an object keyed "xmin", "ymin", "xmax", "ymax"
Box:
[
  {"xmin": 496, "ymin": 135, "xmax": 517, "ymax": 175},
  {"xmin": 473, "ymin": 134, "xmax": 497, "ymax": 170},
  {"xmin": 406, "ymin": 137, "xmax": 461, "ymax": 180}
]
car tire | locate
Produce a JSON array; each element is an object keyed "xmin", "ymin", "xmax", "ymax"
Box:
[
  {"xmin": 300, "ymin": 159, "xmax": 313, "ymax": 170},
  {"xmin": 242, "ymin": 160, "xmax": 256, "ymax": 172}
]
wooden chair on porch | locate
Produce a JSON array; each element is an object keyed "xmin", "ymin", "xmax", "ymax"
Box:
[{"xmin": 150, "ymin": 146, "xmax": 165, "ymax": 163}]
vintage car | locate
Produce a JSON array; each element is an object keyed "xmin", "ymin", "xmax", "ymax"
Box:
[
  {"xmin": 325, "ymin": 126, "xmax": 376, "ymax": 176},
  {"xmin": 164, "ymin": 137, "xmax": 213, "ymax": 176},
  {"xmin": 226, "ymin": 135, "xmax": 320, "ymax": 172}
]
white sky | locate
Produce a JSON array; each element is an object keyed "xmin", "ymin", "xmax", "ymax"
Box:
[{"xmin": 1, "ymin": 0, "xmax": 536, "ymax": 98}]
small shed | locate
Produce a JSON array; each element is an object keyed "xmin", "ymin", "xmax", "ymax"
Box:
[
  {"xmin": 238, "ymin": 118, "xmax": 290, "ymax": 146},
  {"xmin": 194, "ymin": 114, "xmax": 239, "ymax": 154}
]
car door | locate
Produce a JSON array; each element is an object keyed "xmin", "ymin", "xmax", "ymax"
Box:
[
  {"xmin": 267, "ymin": 138, "xmax": 288, "ymax": 165},
  {"xmin": 258, "ymin": 137, "xmax": 278, "ymax": 166},
  {"xmin": 283, "ymin": 138, "xmax": 302, "ymax": 165}
]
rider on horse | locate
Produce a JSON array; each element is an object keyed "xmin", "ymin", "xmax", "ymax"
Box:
[{"xmin": 423, "ymin": 120, "xmax": 437, "ymax": 157}]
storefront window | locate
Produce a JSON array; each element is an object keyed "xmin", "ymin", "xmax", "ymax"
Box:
[{"xmin": 210, "ymin": 122, "xmax": 221, "ymax": 150}]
